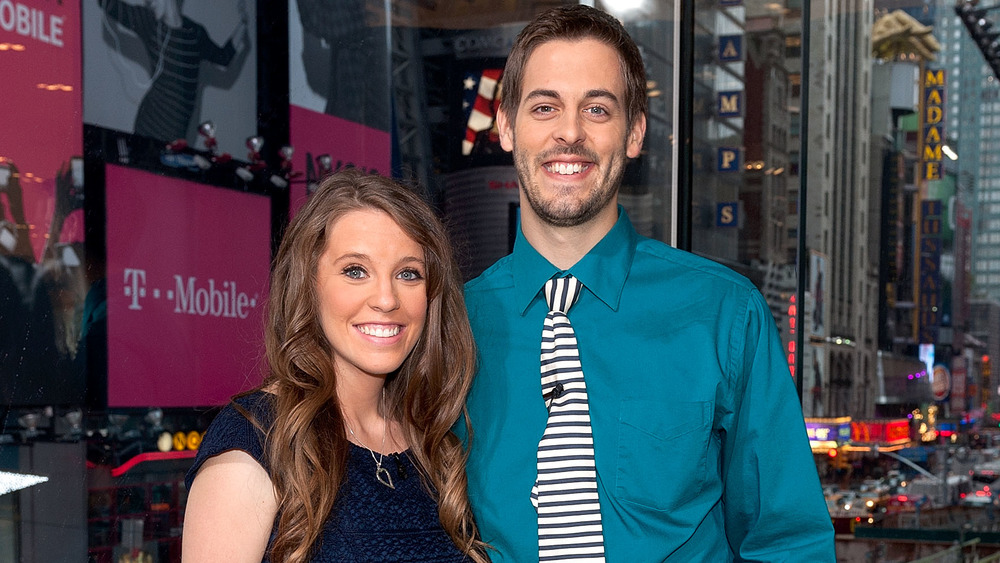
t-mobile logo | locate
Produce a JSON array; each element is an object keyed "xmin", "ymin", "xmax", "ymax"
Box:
[
  {"xmin": 122, "ymin": 268, "xmax": 259, "ymax": 318},
  {"xmin": 124, "ymin": 268, "xmax": 147, "ymax": 310}
]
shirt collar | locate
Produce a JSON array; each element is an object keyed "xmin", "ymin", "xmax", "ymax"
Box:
[{"xmin": 511, "ymin": 205, "xmax": 638, "ymax": 315}]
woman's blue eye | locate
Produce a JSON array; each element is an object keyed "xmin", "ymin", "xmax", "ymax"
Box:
[
  {"xmin": 398, "ymin": 269, "xmax": 424, "ymax": 281},
  {"xmin": 343, "ymin": 266, "xmax": 367, "ymax": 279}
]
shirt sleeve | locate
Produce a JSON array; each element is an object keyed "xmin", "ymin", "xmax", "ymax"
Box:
[
  {"xmin": 185, "ymin": 393, "xmax": 271, "ymax": 491},
  {"xmin": 721, "ymin": 289, "xmax": 835, "ymax": 561}
]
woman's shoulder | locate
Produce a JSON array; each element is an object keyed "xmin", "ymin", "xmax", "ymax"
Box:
[
  {"xmin": 185, "ymin": 390, "xmax": 275, "ymax": 489},
  {"xmin": 211, "ymin": 390, "xmax": 276, "ymax": 439}
]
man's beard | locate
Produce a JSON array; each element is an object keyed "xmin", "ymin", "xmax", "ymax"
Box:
[{"xmin": 513, "ymin": 144, "xmax": 627, "ymax": 228}]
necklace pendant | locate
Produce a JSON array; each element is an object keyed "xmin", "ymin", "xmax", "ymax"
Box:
[{"xmin": 375, "ymin": 465, "xmax": 395, "ymax": 489}]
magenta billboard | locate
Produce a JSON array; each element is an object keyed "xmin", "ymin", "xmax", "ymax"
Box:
[
  {"xmin": 0, "ymin": 0, "xmax": 86, "ymax": 406},
  {"xmin": 105, "ymin": 165, "xmax": 270, "ymax": 407}
]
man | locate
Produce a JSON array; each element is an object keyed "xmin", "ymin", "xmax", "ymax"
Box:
[{"xmin": 462, "ymin": 5, "xmax": 835, "ymax": 561}]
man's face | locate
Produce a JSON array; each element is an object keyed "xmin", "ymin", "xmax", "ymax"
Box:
[{"xmin": 497, "ymin": 38, "xmax": 645, "ymax": 229}]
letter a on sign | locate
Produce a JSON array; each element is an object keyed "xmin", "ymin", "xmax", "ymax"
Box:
[{"xmin": 719, "ymin": 35, "xmax": 743, "ymax": 62}]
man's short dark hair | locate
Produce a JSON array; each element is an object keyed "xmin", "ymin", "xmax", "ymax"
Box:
[{"xmin": 499, "ymin": 4, "xmax": 648, "ymax": 129}]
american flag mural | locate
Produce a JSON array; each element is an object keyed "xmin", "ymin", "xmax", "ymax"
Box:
[{"xmin": 462, "ymin": 68, "xmax": 503, "ymax": 155}]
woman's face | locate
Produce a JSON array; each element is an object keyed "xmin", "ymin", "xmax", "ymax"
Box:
[{"xmin": 314, "ymin": 209, "xmax": 428, "ymax": 382}]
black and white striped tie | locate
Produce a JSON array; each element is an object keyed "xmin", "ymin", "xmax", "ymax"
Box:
[{"xmin": 532, "ymin": 275, "xmax": 605, "ymax": 562}]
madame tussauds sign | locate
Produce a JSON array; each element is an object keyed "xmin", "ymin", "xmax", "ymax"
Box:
[{"xmin": 106, "ymin": 165, "xmax": 270, "ymax": 408}]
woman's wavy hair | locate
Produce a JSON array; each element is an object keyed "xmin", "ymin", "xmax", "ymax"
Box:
[
  {"xmin": 257, "ymin": 168, "xmax": 487, "ymax": 562},
  {"xmin": 498, "ymin": 4, "xmax": 647, "ymax": 130}
]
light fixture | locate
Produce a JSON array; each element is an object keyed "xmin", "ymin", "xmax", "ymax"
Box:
[
  {"xmin": 280, "ymin": 145, "xmax": 298, "ymax": 176},
  {"xmin": 192, "ymin": 155, "xmax": 211, "ymax": 170},
  {"xmin": 271, "ymin": 145, "xmax": 298, "ymax": 189},
  {"xmin": 237, "ymin": 136, "xmax": 267, "ymax": 183},
  {"xmin": 18, "ymin": 412, "xmax": 42, "ymax": 439},
  {"xmin": 316, "ymin": 154, "xmax": 333, "ymax": 176},
  {"xmin": 270, "ymin": 175, "xmax": 289, "ymax": 188},
  {"xmin": 61, "ymin": 409, "xmax": 83, "ymax": 441},
  {"xmin": 235, "ymin": 167, "xmax": 254, "ymax": 182},
  {"xmin": 198, "ymin": 121, "xmax": 218, "ymax": 154},
  {"xmin": 145, "ymin": 408, "xmax": 164, "ymax": 433},
  {"xmin": 246, "ymin": 136, "xmax": 264, "ymax": 162},
  {"xmin": 157, "ymin": 432, "xmax": 173, "ymax": 453}
]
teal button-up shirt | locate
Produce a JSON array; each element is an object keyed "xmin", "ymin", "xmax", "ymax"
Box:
[{"xmin": 463, "ymin": 209, "xmax": 834, "ymax": 562}]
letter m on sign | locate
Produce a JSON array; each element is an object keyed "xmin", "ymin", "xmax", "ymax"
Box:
[
  {"xmin": 717, "ymin": 91, "xmax": 742, "ymax": 117},
  {"xmin": 924, "ymin": 69, "xmax": 945, "ymax": 87}
]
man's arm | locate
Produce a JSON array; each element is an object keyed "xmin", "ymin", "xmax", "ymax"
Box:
[{"xmin": 721, "ymin": 289, "xmax": 835, "ymax": 561}]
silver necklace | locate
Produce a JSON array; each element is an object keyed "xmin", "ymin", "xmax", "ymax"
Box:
[{"xmin": 344, "ymin": 389, "xmax": 394, "ymax": 489}]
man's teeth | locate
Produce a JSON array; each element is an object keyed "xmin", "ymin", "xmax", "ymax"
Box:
[
  {"xmin": 547, "ymin": 162, "xmax": 585, "ymax": 175},
  {"xmin": 359, "ymin": 325, "xmax": 400, "ymax": 337}
]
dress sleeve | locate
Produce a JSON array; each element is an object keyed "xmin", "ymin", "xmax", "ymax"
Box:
[
  {"xmin": 185, "ymin": 393, "xmax": 272, "ymax": 490},
  {"xmin": 721, "ymin": 288, "xmax": 836, "ymax": 561}
]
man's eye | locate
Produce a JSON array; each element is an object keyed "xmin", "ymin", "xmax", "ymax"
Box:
[
  {"xmin": 585, "ymin": 106, "xmax": 608, "ymax": 116},
  {"xmin": 398, "ymin": 269, "xmax": 424, "ymax": 281},
  {"xmin": 343, "ymin": 266, "xmax": 367, "ymax": 279},
  {"xmin": 533, "ymin": 105, "xmax": 555, "ymax": 114}
]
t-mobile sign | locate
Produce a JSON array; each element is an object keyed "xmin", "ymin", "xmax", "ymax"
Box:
[{"xmin": 105, "ymin": 165, "xmax": 270, "ymax": 407}]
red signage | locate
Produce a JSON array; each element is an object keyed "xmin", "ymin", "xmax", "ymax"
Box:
[{"xmin": 850, "ymin": 419, "xmax": 911, "ymax": 444}]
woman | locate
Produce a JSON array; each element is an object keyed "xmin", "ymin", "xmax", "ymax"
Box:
[
  {"xmin": 98, "ymin": 0, "xmax": 250, "ymax": 142},
  {"xmin": 182, "ymin": 169, "xmax": 488, "ymax": 562}
]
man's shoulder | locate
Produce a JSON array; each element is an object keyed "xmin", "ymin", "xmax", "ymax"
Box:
[
  {"xmin": 633, "ymin": 236, "xmax": 757, "ymax": 293},
  {"xmin": 464, "ymin": 253, "xmax": 516, "ymax": 295}
]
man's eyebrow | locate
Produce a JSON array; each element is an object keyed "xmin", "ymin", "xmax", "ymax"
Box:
[
  {"xmin": 524, "ymin": 89, "xmax": 561, "ymax": 102},
  {"xmin": 522, "ymin": 88, "xmax": 621, "ymax": 106},
  {"xmin": 584, "ymin": 89, "xmax": 620, "ymax": 105}
]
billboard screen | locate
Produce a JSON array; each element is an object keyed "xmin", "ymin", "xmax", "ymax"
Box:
[
  {"xmin": 105, "ymin": 165, "xmax": 270, "ymax": 407},
  {"xmin": 82, "ymin": 0, "xmax": 258, "ymax": 158},
  {"xmin": 0, "ymin": 0, "xmax": 85, "ymax": 406},
  {"xmin": 287, "ymin": 0, "xmax": 391, "ymax": 215}
]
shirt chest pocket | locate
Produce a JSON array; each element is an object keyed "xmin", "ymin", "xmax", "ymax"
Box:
[{"xmin": 614, "ymin": 399, "xmax": 712, "ymax": 512}]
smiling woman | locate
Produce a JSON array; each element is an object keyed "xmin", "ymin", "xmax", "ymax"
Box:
[
  {"xmin": 315, "ymin": 209, "xmax": 428, "ymax": 384},
  {"xmin": 181, "ymin": 169, "xmax": 489, "ymax": 563}
]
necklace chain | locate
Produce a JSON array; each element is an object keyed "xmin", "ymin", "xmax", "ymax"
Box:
[{"xmin": 344, "ymin": 388, "xmax": 394, "ymax": 489}]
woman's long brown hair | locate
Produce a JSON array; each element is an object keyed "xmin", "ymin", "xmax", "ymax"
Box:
[{"xmin": 256, "ymin": 169, "xmax": 487, "ymax": 562}]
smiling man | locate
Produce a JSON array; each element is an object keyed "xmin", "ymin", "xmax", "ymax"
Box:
[{"xmin": 462, "ymin": 5, "xmax": 835, "ymax": 562}]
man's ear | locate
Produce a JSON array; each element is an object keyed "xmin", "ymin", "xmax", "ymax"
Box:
[
  {"xmin": 626, "ymin": 113, "xmax": 647, "ymax": 159},
  {"xmin": 497, "ymin": 109, "xmax": 514, "ymax": 153}
]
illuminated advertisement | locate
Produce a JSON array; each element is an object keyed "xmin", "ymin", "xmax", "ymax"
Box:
[
  {"xmin": 850, "ymin": 419, "xmax": 911, "ymax": 445},
  {"xmin": 105, "ymin": 165, "xmax": 270, "ymax": 407},
  {"xmin": 287, "ymin": 0, "xmax": 391, "ymax": 215},
  {"xmin": 921, "ymin": 68, "xmax": 945, "ymax": 180},
  {"xmin": 918, "ymin": 200, "xmax": 942, "ymax": 344},
  {"xmin": 0, "ymin": 0, "xmax": 85, "ymax": 406},
  {"xmin": 82, "ymin": 0, "xmax": 258, "ymax": 158},
  {"xmin": 805, "ymin": 418, "xmax": 852, "ymax": 451}
]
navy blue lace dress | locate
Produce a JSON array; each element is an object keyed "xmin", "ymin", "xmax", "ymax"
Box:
[{"xmin": 186, "ymin": 391, "xmax": 471, "ymax": 562}]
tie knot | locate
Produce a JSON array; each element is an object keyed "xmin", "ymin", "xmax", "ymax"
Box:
[{"xmin": 544, "ymin": 275, "xmax": 582, "ymax": 314}]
